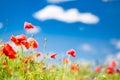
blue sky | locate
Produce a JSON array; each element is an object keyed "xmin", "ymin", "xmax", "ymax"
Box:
[{"xmin": 0, "ymin": 0, "xmax": 120, "ymax": 63}]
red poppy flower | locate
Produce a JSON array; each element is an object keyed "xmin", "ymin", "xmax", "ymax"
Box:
[
  {"xmin": 94, "ymin": 66, "xmax": 101, "ymax": 73},
  {"xmin": 109, "ymin": 60, "xmax": 118, "ymax": 68},
  {"xmin": 116, "ymin": 68, "xmax": 120, "ymax": 73},
  {"xmin": 2, "ymin": 43, "xmax": 16, "ymax": 59},
  {"xmin": 36, "ymin": 52, "xmax": 41, "ymax": 57},
  {"xmin": 28, "ymin": 38, "xmax": 38, "ymax": 49},
  {"xmin": 21, "ymin": 41, "xmax": 30, "ymax": 49},
  {"xmin": 62, "ymin": 58, "xmax": 70, "ymax": 64},
  {"xmin": 50, "ymin": 53, "xmax": 57, "ymax": 59},
  {"xmin": 66, "ymin": 49, "xmax": 76, "ymax": 58},
  {"xmin": 106, "ymin": 67, "xmax": 114, "ymax": 75},
  {"xmin": 70, "ymin": 64, "xmax": 79, "ymax": 72},
  {"xmin": 16, "ymin": 34, "xmax": 27, "ymax": 42},
  {"xmin": 11, "ymin": 34, "xmax": 27, "ymax": 46},
  {"xmin": 24, "ymin": 22, "xmax": 34, "ymax": 30}
]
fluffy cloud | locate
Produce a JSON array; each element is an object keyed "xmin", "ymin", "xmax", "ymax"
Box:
[
  {"xmin": 0, "ymin": 22, "xmax": 3, "ymax": 29},
  {"xmin": 104, "ymin": 52, "xmax": 120, "ymax": 65},
  {"xmin": 26, "ymin": 26, "xmax": 41, "ymax": 34},
  {"xmin": 80, "ymin": 44, "xmax": 93, "ymax": 52},
  {"xmin": 102, "ymin": 0, "xmax": 119, "ymax": 3},
  {"xmin": 111, "ymin": 39, "xmax": 120, "ymax": 50},
  {"xmin": 102, "ymin": 0, "xmax": 109, "ymax": 2},
  {"xmin": 33, "ymin": 5, "xmax": 99, "ymax": 24},
  {"xmin": 47, "ymin": 0, "xmax": 75, "ymax": 3},
  {"xmin": 102, "ymin": 0, "xmax": 118, "ymax": 2},
  {"xmin": 116, "ymin": 52, "xmax": 120, "ymax": 60}
]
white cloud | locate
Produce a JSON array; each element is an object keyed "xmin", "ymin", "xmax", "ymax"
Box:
[
  {"xmin": 80, "ymin": 44, "xmax": 93, "ymax": 52},
  {"xmin": 47, "ymin": 0, "xmax": 75, "ymax": 3},
  {"xmin": 0, "ymin": 23, "xmax": 3, "ymax": 29},
  {"xmin": 104, "ymin": 52, "xmax": 120, "ymax": 65},
  {"xmin": 102, "ymin": 0, "xmax": 119, "ymax": 2},
  {"xmin": 104, "ymin": 55, "xmax": 114, "ymax": 65},
  {"xmin": 116, "ymin": 52, "xmax": 120, "ymax": 60},
  {"xmin": 33, "ymin": 5, "xmax": 99, "ymax": 24},
  {"xmin": 26, "ymin": 26, "xmax": 41, "ymax": 34},
  {"xmin": 110, "ymin": 39, "xmax": 120, "ymax": 50},
  {"xmin": 102, "ymin": 0, "xmax": 110, "ymax": 2}
]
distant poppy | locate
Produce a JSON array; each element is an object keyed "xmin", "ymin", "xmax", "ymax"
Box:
[
  {"xmin": 109, "ymin": 60, "xmax": 118, "ymax": 68},
  {"xmin": 28, "ymin": 38, "xmax": 38, "ymax": 49},
  {"xmin": 21, "ymin": 41, "xmax": 30, "ymax": 49},
  {"xmin": 106, "ymin": 67, "xmax": 114, "ymax": 74},
  {"xmin": 21, "ymin": 65, "xmax": 27, "ymax": 71},
  {"xmin": 116, "ymin": 68, "xmax": 120, "ymax": 73},
  {"xmin": 22, "ymin": 58, "xmax": 28, "ymax": 64},
  {"xmin": 36, "ymin": 52, "xmax": 41, "ymax": 57},
  {"xmin": 2, "ymin": 60, "xmax": 8, "ymax": 67},
  {"xmin": 94, "ymin": 66, "xmax": 101, "ymax": 73},
  {"xmin": 24, "ymin": 22, "xmax": 34, "ymax": 30},
  {"xmin": 11, "ymin": 34, "xmax": 27, "ymax": 46},
  {"xmin": 66, "ymin": 49, "xmax": 76, "ymax": 58},
  {"xmin": 50, "ymin": 53, "xmax": 57, "ymax": 59},
  {"xmin": 2, "ymin": 43, "xmax": 16, "ymax": 59},
  {"xmin": 70, "ymin": 64, "xmax": 79, "ymax": 72},
  {"xmin": 62, "ymin": 58, "xmax": 70, "ymax": 64}
]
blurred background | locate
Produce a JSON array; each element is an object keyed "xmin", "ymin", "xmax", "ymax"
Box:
[{"xmin": 0, "ymin": 0, "xmax": 120, "ymax": 65}]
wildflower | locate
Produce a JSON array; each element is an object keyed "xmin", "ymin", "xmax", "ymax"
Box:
[
  {"xmin": 109, "ymin": 60, "xmax": 118, "ymax": 68},
  {"xmin": 26, "ymin": 54, "xmax": 36, "ymax": 63},
  {"xmin": 2, "ymin": 43, "xmax": 16, "ymax": 59},
  {"xmin": 67, "ymin": 49, "xmax": 76, "ymax": 58},
  {"xmin": 24, "ymin": 22, "xmax": 34, "ymax": 30},
  {"xmin": 22, "ymin": 58, "xmax": 28, "ymax": 64},
  {"xmin": 36, "ymin": 52, "xmax": 41, "ymax": 57},
  {"xmin": 62, "ymin": 58, "xmax": 70, "ymax": 64},
  {"xmin": 94, "ymin": 66, "xmax": 101, "ymax": 73},
  {"xmin": 28, "ymin": 38, "xmax": 38, "ymax": 49},
  {"xmin": 116, "ymin": 68, "xmax": 120, "ymax": 73},
  {"xmin": 11, "ymin": 34, "xmax": 27, "ymax": 46},
  {"xmin": 106, "ymin": 67, "xmax": 114, "ymax": 74},
  {"xmin": 21, "ymin": 41, "xmax": 30, "ymax": 49},
  {"xmin": 70, "ymin": 64, "xmax": 79, "ymax": 72},
  {"xmin": 50, "ymin": 53, "xmax": 57, "ymax": 59},
  {"xmin": 2, "ymin": 60, "xmax": 8, "ymax": 67},
  {"xmin": 21, "ymin": 65, "xmax": 27, "ymax": 70}
]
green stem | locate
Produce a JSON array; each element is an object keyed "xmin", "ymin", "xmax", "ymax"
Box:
[
  {"xmin": 43, "ymin": 38, "xmax": 48, "ymax": 67},
  {"xmin": 43, "ymin": 38, "xmax": 47, "ymax": 54}
]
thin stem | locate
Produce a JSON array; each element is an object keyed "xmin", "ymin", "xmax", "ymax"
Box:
[
  {"xmin": 43, "ymin": 38, "xmax": 47, "ymax": 54},
  {"xmin": 43, "ymin": 38, "xmax": 48, "ymax": 67},
  {"xmin": 21, "ymin": 45, "xmax": 24, "ymax": 55}
]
